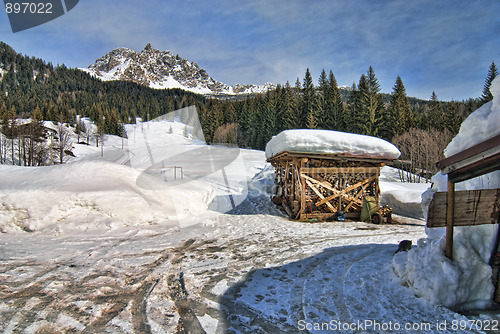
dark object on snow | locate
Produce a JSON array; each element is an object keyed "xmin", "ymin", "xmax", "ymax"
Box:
[
  {"xmin": 64, "ymin": 149, "xmax": 76, "ymax": 157},
  {"xmin": 396, "ymin": 240, "xmax": 412, "ymax": 253},
  {"xmin": 334, "ymin": 211, "xmax": 346, "ymax": 222}
]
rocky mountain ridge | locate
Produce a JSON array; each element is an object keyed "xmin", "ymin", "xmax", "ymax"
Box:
[{"xmin": 82, "ymin": 43, "xmax": 275, "ymax": 96}]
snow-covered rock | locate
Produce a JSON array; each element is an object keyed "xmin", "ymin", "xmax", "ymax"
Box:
[
  {"xmin": 265, "ymin": 129, "xmax": 401, "ymax": 160},
  {"xmin": 394, "ymin": 77, "xmax": 500, "ymax": 310}
]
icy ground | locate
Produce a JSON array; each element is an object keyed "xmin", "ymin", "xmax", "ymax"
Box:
[{"xmin": 0, "ymin": 118, "xmax": 498, "ymax": 333}]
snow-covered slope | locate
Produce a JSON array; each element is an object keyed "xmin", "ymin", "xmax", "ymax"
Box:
[{"xmin": 82, "ymin": 44, "xmax": 275, "ymax": 95}]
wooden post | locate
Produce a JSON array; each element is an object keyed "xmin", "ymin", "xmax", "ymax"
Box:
[
  {"xmin": 490, "ymin": 215, "xmax": 500, "ymax": 303},
  {"xmin": 445, "ymin": 179, "xmax": 455, "ymax": 259},
  {"xmin": 300, "ymin": 158, "xmax": 308, "ymax": 216}
]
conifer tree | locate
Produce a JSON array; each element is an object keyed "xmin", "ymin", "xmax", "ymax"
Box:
[
  {"xmin": 316, "ymin": 69, "xmax": 328, "ymax": 129},
  {"xmin": 206, "ymin": 101, "xmax": 223, "ymax": 143},
  {"xmin": 5, "ymin": 106, "xmax": 17, "ymax": 164},
  {"xmin": 281, "ymin": 81, "xmax": 299, "ymax": 130},
  {"xmin": 345, "ymin": 82, "xmax": 358, "ymax": 133},
  {"xmin": 257, "ymin": 91, "xmax": 277, "ymax": 149},
  {"xmin": 479, "ymin": 61, "xmax": 498, "ymax": 106},
  {"xmin": 236, "ymin": 100, "xmax": 251, "ymax": 147},
  {"xmin": 294, "ymin": 77, "xmax": 302, "ymax": 94},
  {"xmin": 364, "ymin": 66, "xmax": 384, "ymax": 136},
  {"xmin": 329, "ymin": 70, "xmax": 345, "ymax": 131},
  {"xmin": 292, "ymin": 78, "xmax": 302, "ymax": 128},
  {"xmin": 301, "ymin": 68, "xmax": 317, "ymax": 129},
  {"xmin": 317, "ymin": 69, "xmax": 345, "ymax": 131},
  {"xmin": 351, "ymin": 75, "xmax": 369, "ymax": 134},
  {"xmin": 223, "ymin": 104, "xmax": 237, "ymax": 124},
  {"xmin": 274, "ymin": 84, "xmax": 288, "ymax": 133},
  {"xmin": 248, "ymin": 94, "xmax": 264, "ymax": 148},
  {"xmin": 385, "ymin": 76, "xmax": 414, "ymax": 140},
  {"xmin": 29, "ymin": 105, "xmax": 46, "ymax": 166},
  {"xmin": 353, "ymin": 74, "xmax": 371, "ymax": 134},
  {"xmin": 427, "ymin": 91, "xmax": 446, "ymax": 130},
  {"xmin": 444, "ymin": 101, "xmax": 463, "ymax": 135}
]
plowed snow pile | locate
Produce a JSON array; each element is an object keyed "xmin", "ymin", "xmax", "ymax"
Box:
[
  {"xmin": 393, "ymin": 77, "xmax": 500, "ymax": 310},
  {"xmin": 0, "ymin": 161, "xmax": 215, "ymax": 233}
]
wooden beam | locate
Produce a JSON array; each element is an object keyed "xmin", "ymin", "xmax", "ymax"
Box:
[
  {"xmin": 282, "ymin": 201, "xmax": 293, "ymax": 218},
  {"xmin": 300, "ymin": 173, "xmax": 336, "ymax": 193},
  {"xmin": 305, "ymin": 179, "xmax": 336, "ymax": 212},
  {"xmin": 301, "ymin": 167, "xmax": 380, "ymax": 174},
  {"xmin": 345, "ymin": 183, "xmax": 371, "ymax": 212},
  {"xmin": 447, "ymin": 153, "xmax": 500, "ymax": 183},
  {"xmin": 441, "ymin": 147, "xmax": 500, "ymax": 176},
  {"xmin": 315, "ymin": 175, "xmax": 377, "ymax": 206},
  {"xmin": 445, "ymin": 180, "xmax": 455, "ymax": 260},
  {"xmin": 437, "ymin": 134, "xmax": 500, "ymax": 171},
  {"xmin": 301, "ymin": 173, "xmax": 364, "ymax": 210},
  {"xmin": 267, "ymin": 150, "xmax": 396, "ymax": 165},
  {"xmin": 298, "ymin": 163, "xmax": 306, "ymax": 216}
]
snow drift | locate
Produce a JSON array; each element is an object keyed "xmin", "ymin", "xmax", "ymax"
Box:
[
  {"xmin": 393, "ymin": 77, "xmax": 500, "ymax": 310},
  {"xmin": 265, "ymin": 129, "xmax": 401, "ymax": 160},
  {"xmin": 379, "ymin": 167, "xmax": 430, "ymax": 218},
  {"xmin": 0, "ymin": 161, "xmax": 215, "ymax": 233}
]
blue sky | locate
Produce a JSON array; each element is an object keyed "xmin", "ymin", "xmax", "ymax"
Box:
[{"xmin": 1, "ymin": 0, "xmax": 498, "ymax": 101}]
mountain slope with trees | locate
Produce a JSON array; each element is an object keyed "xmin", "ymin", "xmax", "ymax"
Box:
[{"xmin": 0, "ymin": 42, "xmax": 494, "ymax": 178}]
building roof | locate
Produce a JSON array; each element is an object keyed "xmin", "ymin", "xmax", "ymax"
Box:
[{"xmin": 437, "ymin": 134, "xmax": 500, "ymax": 183}]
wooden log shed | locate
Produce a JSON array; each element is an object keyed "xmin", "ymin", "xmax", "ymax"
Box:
[{"xmin": 267, "ymin": 151, "xmax": 396, "ymax": 222}]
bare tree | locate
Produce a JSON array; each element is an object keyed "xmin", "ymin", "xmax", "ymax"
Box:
[
  {"xmin": 392, "ymin": 128, "xmax": 453, "ymax": 182},
  {"xmin": 75, "ymin": 118, "xmax": 86, "ymax": 143},
  {"xmin": 84, "ymin": 122, "xmax": 94, "ymax": 145},
  {"xmin": 55, "ymin": 122, "xmax": 73, "ymax": 164},
  {"xmin": 213, "ymin": 123, "xmax": 239, "ymax": 146}
]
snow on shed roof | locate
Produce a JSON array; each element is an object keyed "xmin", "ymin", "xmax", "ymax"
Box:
[{"xmin": 265, "ymin": 129, "xmax": 401, "ymax": 160}]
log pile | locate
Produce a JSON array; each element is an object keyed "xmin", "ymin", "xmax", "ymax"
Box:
[{"xmin": 268, "ymin": 151, "xmax": 394, "ymax": 222}]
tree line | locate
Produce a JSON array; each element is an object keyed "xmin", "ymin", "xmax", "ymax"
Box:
[
  {"xmin": 0, "ymin": 41, "xmax": 497, "ymax": 177},
  {"xmin": 200, "ymin": 63, "xmax": 495, "ymax": 179}
]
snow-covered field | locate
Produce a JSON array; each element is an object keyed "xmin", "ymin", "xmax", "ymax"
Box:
[{"xmin": 0, "ymin": 106, "xmax": 499, "ymax": 333}]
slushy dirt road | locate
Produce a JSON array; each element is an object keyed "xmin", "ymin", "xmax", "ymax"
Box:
[{"xmin": 0, "ymin": 214, "xmax": 491, "ymax": 333}]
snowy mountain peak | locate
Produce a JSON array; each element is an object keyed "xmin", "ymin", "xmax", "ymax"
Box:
[{"xmin": 82, "ymin": 45, "xmax": 275, "ymax": 96}]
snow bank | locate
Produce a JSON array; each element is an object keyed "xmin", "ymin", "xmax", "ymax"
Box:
[
  {"xmin": 265, "ymin": 129, "xmax": 400, "ymax": 160},
  {"xmin": 393, "ymin": 77, "xmax": 500, "ymax": 310},
  {"xmin": 0, "ymin": 161, "xmax": 215, "ymax": 233},
  {"xmin": 379, "ymin": 167, "xmax": 429, "ymax": 218},
  {"xmin": 445, "ymin": 77, "xmax": 500, "ymax": 156}
]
